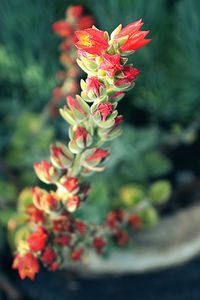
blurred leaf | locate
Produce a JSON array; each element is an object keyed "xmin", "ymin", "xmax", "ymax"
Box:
[
  {"xmin": 139, "ymin": 206, "xmax": 158, "ymax": 227},
  {"xmin": 119, "ymin": 184, "xmax": 146, "ymax": 207},
  {"xmin": 149, "ymin": 180, "xmax": 171, "ymax": 204},
  {"xmin": 17, "ymin": 188, "xmax": 33, "ymax": 212}
]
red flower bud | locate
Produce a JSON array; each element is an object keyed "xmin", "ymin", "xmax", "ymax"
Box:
[
  {"xmin": 67, "ymin": 5, "xmax": 83, "ymax": 18},
  {"xmin": 99, "ymin": 54, "xmax": 123, "ymax": 78},
  {"xmin": 12, "ymin": 253, "xmax": 39, "ymax": 280},
  {"xmin": 34, "ymin": 160, "xmax": 53, "ymax": 181},
  {"xmin": 114, "ymin": 230, "xmax": 129, "ymax": 247},
  {"xmin": 66, "ymin": 96, "xmax": 86, "ymax": 116},
  {"xmin": 52, "ymin": 217, "xmax": 71, "ymax": 233},
  {"xmin": 75, "ymin": 127, "xmax": 89, "ymax": 147},
  {"xmin": 50, "ymin": 262, "xmax": 59, "ymax": 272},
  {"xmin": 76, "ymin": 221, "xmax": 85, "ymax": 236},
  {"xmin": 96, "ymin": 102, "xmax": 113, "ymax": 122},
  {"xmin": 71, "ymin": 247, "xmax": 84, "ymax": 261},
  {"xmin": 75, "ymin": 28, "xmax": 109, "ymax": 56},
  {"xmin": 52, "ymin": 21, "xmax": 72, "ymax": 38},
  {"xmin": 41, "ymin": 248, "xmax": 56, "ymax": 265},
  {"xmin": 109, "ymin": 91, "xmax": 124, "ymax": 101},
  {"xmin": 54, "ymin": 235, "xmax": 71, "ymax": 247},
  {"xmin": 26, "ymin": 227, "xmax": 47, "ymax": 252},
  {"xmin": 26, "ymin": 204, "xmax": 46, "ymax": 224},
  {"xmin": 106, "ymin": 209, "xmax": 124, "ymax": 229},
  {"xmin": 66, "ymin": 195, "xmax": 79, "ymax": 212},
  {"xmin": 62, "ymin": 176, "xmax": 79, "ymax": 193},
  {"xmin": 51, "ymin": 145, "xmax": 73, "ymax": 168},
  {"xmin": 86, "ymin": 76, "xmax": 105, "ymax": 98},
  {"xmin": 93, "ymin": 237, "xmax": 106, "ymax": 254},
  {"xmin": 128, "ymin": 215, "xmax": 143, "ymax": 230},
  {"xmin": 52, "ymin": 86, "xmax": 63, "ymax": 100},
  {"xmin": 86, "ymin": 148, "xmax": 108, "ymax": 162},
  {"xmin": 115, "ymin": 66, "xmax": 140, "ymax": 86},
  {"xmin": 77, "ymin": 15, "xmax": 94, "ymax": 30}
]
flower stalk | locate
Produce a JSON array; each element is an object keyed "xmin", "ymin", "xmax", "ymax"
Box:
[{"xmin": 12, "ymin": 15, "xmax": 151, "ymax": 280}]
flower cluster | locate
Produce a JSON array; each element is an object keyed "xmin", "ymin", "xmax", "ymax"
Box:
[
  {"xmin": 12, "ymin": 17, "xmax": 151, "ymax": 280},
  {"xmin": 49, "ymin": 5, "xmax": 94, "ymax": 117}
]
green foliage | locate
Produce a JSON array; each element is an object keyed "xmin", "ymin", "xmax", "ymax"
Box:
[{"xmin": 149, "ymin": 180, "xmax": 171, "ymax": 204}]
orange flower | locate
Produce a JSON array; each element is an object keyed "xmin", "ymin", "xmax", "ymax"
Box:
[
  {"xmin": 12, "ymin": 253, "xmax": 39, "ymax": 280},
  {"xmin": 75, "ymin": 28, "xmax": 108, "ymax": 56}
]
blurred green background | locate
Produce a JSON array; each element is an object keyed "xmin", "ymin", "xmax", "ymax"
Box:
[{"xmin": 0, "ymin": 0, "xmax": 200, "ymax": 253}]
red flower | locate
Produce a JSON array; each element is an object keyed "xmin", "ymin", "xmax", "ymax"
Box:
[
  {"xmin": 128, "ymin": 215, "xmax": 143, "ymax": 230},
  {"xmin": 71, "ymin": 247, "xmax": 84, "ymax": 261},
  {"xmin": 46, "ymin": 194, "xmax": 57, "ymax": 211},
  {"xmin": 54, "ymin": 235, "xmax": 71, "ymax": 247},
  {"xmin": 66, "ymin": 96, "xmax": 86, "ymax": 116},
  {"xmin": 96, "ymin": 102, "xmax": 113, "ymax": 121},
  {"xmin": 34, "ymin": 160, "xmax": 53, "ymax": 182},
  {"xmin": 78, "ymin": 15, "xmax": 94, "ymax": 30},
  {"xmin": 99, "ymin": 54, "xmax": 123, "ymax": 77},
  {"xmin": 26, "ymin": 227, "xmax": 47, "ymax": 252},
  {"xmin": 67, "ymin": 5, "xmax": 83, "ymax": 18},
  {"xmin": 75, "ymin": 28, "xmax": 109, "ymax": 56},
  {"xmin": 106, "ymin": 209, "xmax": 124, "ymax": 229},
  {"xmin": 52, "ymin": 217, "xmax": 71, "ymax": 233},
  {"xmin": 76, "ymin": 221, "xmax": 85, "ymax": 236},
  {"xmin": 40, "ymin": 248, "xmax": 56, "ymax": 264},
  {"xmin": 50, "ymin": 262, "xmax": 59, "ymax": 272},
  {"xmin": 106, "ymin": 115, "xmax": 123, "ymax": 136},
  {"xmin": 93, "ymin": 237, "xmax": 106, "ymax": 254},
  {"xmin": 12, "ymin": 253, "xmax": 39, "ymax": 280},
  {"xmin": 66, "ymin": 195, "xmax": 79, "ymax": 212},
  {"xmin": 86, "ymin": 148, "xmax": 108, "ymax": 162},
  {"xmin": 115, "ymin": 66, "xmax": 140, "ymax": 86},
  {"xmin": 114, "ymin": 231, "xmax": 129, "ymax": 247},
  {"xmin": 86, "ymin": 76, "xmax": 105, "ymax": 98},
  {"xmin": 52, "ymin": 21, "xmax": 72, "ymax": 38},
  {"xmin": 115, "ymin": 19, "xmax": 151, "ymax": 52},
  {"xmin": 75, "ymin": 127, "xmax": 89, "ymax": 147},
  {"xmin": 52, "ymin": 86, "xmax": 63, "ymax": 100},
  {"xmin": 62, "ymin": 176, "xmax": 79, "ymax": 193},
  {"xmin": 26, "ymin": 205, "xmax": 46, "ymax": 224},
  {"xmin": 60, "ymin": 41, "xmax": 71, "ymax": 51}
]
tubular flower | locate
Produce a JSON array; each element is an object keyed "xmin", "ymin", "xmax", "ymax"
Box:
[
  {"xmin": 66, "ymin": 195, "xmax": 79, "ymax": 212},
  {"xmin": 115, "ymin": 19, "xmax": 151, "ymax": 53},
  {"xmin": 34, "ymin": 160, "xmax": 59, "ymax": 184},
  {"xmin": 99, "ymin": 54, "xmax": 123, "ymax": 77},
  {"xmin": 75, "ymin": 28, "xmax": 109, "ymax": 56},
  {"xmin": 12, "ymin": 253, "xmax": 39, "ymax": 280},
  {"xmin": 71, "ymin": 247, "xmax": 84, "ymax": 261}
]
